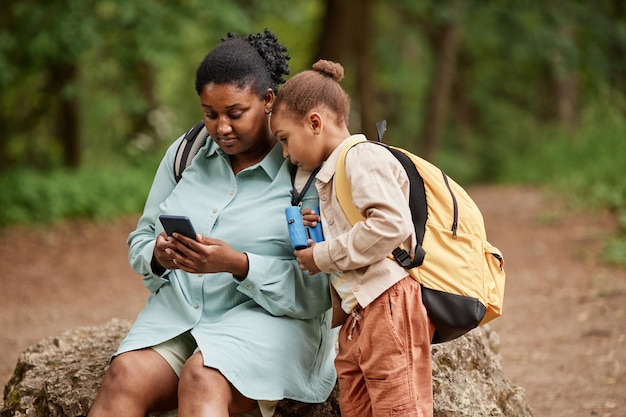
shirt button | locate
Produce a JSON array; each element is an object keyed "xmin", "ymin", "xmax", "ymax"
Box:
[
  {"xmin": 246, "ymin": 284, "xmax": 252, "ymax": 290},
  {"xmin": 328, "ymin": 218, "xmax": 335, "ymax": 225},
  {"xmin": 193, "ymin": 304, "xmax": 199, "ymax": 309},
  {"xmin": 198, "ymin": 274, "xmax": 203, "ymax": 278},
  {"xmin": 212, "ymin": 209, "xmax": 218, "ymax": 214},
  {"xmin": 229, "ymin": 190, "xmax": 235, "ymax": 195}
]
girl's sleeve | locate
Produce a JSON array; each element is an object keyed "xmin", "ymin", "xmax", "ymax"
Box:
[{"xmin": 315, "ymin": 144, "xmax": 414, "ymax": 273}]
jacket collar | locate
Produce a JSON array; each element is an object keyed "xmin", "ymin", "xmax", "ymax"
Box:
[
  {"xmin": 204, "ymin": 137, "xmax": 284, "ymax": 180},
  {"xmin": 316, "ymin": 134, "xmax": 368, "ymax": 184}
]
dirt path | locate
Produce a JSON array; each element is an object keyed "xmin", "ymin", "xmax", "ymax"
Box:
[{"xmin": 1, "ymin": 185, "xmax": 624, "ymax": 416}]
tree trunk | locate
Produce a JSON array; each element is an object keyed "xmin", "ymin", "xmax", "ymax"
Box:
[
  {"xmin": 313, "ymin": 0, "xmax": 355, "ymax": 63},
  {"xmin": 554, "ymin": 70, "xmax": 579, "ymax": 130},
  {"xmin": 420, "ymin": 18, "xmax": 463, "ymax": 161},
  {"xmin": 607, "ymin": 0, "xmax": 626, "ymax": 115},
  {"xmin": 450, "ymin": 51, "xmax": 479, "ymax": 153},
  {"xmin": 314, "ymin": 0, "xmax": 377, "ymax": 138},
  {"xmin": 353, "ymin": 0, "xmax": 378, "ymax": 141},
  {"xmin": 553, "ymin": 26, "xmax": 579, "ymax": 131},
  {"xmin": 0, "ymin": 112, "xmax": 9, "ymax": 169},
  {"xmin": 52, "ymin": 63, "xmax": 81, "ymax": 169}
]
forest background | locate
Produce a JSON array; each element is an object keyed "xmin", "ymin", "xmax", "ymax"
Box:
[{"xmin": 0, "ymin": 0, "xmax": 625, "ymax": 262}]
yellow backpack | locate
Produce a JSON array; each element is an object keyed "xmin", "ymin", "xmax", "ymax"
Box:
[{"xmin": 335, "ymin": 130, "xmax": 506, "ymax": 343}]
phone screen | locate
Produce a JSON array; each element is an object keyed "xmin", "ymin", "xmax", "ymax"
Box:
[{"xmin": 159, "ymin": 215, "xmax": 197, "ymax": 239}]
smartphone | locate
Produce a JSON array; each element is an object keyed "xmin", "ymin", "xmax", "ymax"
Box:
[{"xmin": 159, "ymin": 215, "xmax": 197, "ymax": 239}]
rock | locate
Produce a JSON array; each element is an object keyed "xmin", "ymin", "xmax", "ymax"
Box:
[
  {"xmin": 1, "ymin": 319, "xmax": 533, "ymax": 417},
  {"xmin": 430, "ymin": 327, "xmax": 532, "ymax": 416}
]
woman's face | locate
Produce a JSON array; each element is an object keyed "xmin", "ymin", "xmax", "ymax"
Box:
[{"xmin": 199, "ymin": 83, "xmax": 274, "ymax": 158}]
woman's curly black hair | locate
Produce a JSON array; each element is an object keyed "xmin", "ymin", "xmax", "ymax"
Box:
[{"xmin": 195, "ymin": 28, "xmax": 290, "ymax": 97}]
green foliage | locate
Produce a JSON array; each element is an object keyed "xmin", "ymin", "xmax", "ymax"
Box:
[
  {"xmin": 0, "ymin": 0, "xmax": 263, "ymax": 169},
  {"xmin": 2, "ymin": 0, "xmax": 626, "ymax": 266},
  {"xmin": 0, "ymin": 161, "xmax": 159, "ymax": 228},
  {"xmin": 603, "ymin": 234, "xmax": 626, "ymax": 266},
  {"xmin": 499, "ymin": 100, "xmax": 626, "ymax": 209},
  {"xmin": 0, "ymin": 0, "xmax": 327, "ymax": 228},
  {"xmin": 605, "ymin": 206, "xmax": 626, "ymax": 265},
  {"xmin": 495, "ymin": 99, "xmax": 626, "ymax": 265}
]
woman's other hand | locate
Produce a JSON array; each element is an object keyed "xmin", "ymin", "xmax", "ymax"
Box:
[{"xmin": 154, "ymin": 232, "xmax": 180, "ymax": 270}]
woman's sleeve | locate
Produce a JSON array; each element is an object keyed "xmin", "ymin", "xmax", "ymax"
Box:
[
  {"xmin": 127, "ymin": 137, "xmax": 183, "ymax": 292},
  {"xmin": 235, "ymin": 168, "xmax": 331, "ymax": 319},
  {"xmin": 235, "ymin": 254, "xmax": 331, "ymax": 319}
]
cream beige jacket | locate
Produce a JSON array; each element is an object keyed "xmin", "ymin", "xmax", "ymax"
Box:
[{"xmin": 313, "ymin": 135, "xmax": 416, "ymax": 309}]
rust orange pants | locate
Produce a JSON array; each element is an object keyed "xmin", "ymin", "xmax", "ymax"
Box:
[{"xmin": 335, "ymin": 276, "xmax": 435, "ymax": 417}]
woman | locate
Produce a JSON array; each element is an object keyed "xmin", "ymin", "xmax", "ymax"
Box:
[{"xmin": 88, "ymin": 30, "xmax": 336, "ymax": 417}]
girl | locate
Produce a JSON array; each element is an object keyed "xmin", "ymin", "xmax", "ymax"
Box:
[{"xmin": 270, "ymin": 59, "xmax": 435, "ymax": 417}]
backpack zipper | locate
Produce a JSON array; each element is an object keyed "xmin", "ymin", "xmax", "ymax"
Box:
[{"xmin": 441, "ymin": 171, "xmax": 458, "ymax": 238}]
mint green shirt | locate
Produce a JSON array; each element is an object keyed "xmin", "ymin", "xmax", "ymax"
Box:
[{"xmin": 118, "ymin": 135, "xmax": 336, "ymax": 403}]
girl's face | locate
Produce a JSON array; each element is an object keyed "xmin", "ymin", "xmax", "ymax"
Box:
[
  {"xmin": 270, "ymin": 112, "xmax": 325, "ymax": 171},
  {"xmin": 199, "ymin": 83, "xmax": 274, "ymax": 159}
]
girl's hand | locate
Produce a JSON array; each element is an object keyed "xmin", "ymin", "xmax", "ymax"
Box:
[
  {"xmin": 295, "ymin": 243, "xmax": 321, "ymax": 275},
  {"xmin": 301, "ymin": 207, "xmax": 320, "ymax": 228}
]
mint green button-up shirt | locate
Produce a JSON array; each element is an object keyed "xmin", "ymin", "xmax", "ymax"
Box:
[{"xmin": 118, "ymin": 135, "xmax": 336, "ymax": 403}]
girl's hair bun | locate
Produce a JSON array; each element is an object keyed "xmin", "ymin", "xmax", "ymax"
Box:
[{"xmin": 312, "ymin": 60, "xmax": 344, "ymax": 82}]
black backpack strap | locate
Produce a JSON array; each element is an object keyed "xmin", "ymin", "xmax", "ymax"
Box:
[
  {"xmin": 373, "ymin": 119, "xmax": 427, "ymax": 269},
  {"xmin": 174, "ymin": 121, "xmax": 208, "ymax": 183},
  {"xmin": 290, "ymin": 165, "xmax": 322, "ymax": 207},
  {"xmin": 385, "ymin": 147, "xmax": 427, "ymax": 268}
]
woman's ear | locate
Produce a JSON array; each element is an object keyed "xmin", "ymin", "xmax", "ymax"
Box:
[{"xmin": 264, "ymin": 88, "xmax": 275, "ymax": 114}]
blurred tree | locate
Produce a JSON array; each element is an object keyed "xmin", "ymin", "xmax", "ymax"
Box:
[
  {"xmin": 0, "ymin": 0, "xmax": 96, "ymax": 169},
  {"xmin": 313, "ymin": 0, "xmax": 379, "ymax": 140},
  {"xmin": 578, "ymin": 0, "xmax": 626, "ymax": 112},
  {"xmin": 531, "ymin": 1, "xmax": 581, "ymax": 129},
  {"xmin": 553, "ymin": 25, "xmax": 580, "ymax": 130},
  {"xmin": 607, "ymin": 0, "xmax": 626, "ymax": 107},
  {"xmin": 97, "ymin": 1, "xmax": 164, "ymax": 143},
  {"xmin": 383, "ymin": 0, "xmax": 466, "ymax": 161},
  {"xmin": 415, "ymin": 1, "xmax": 465, "ymax": 161},
  {"xmin": 0, "ymin": 0, "xmax": 250, "ymax": 170},
  {"xmin": 1, "ymin": 0, "xmax": 624, "ymax": 176}
]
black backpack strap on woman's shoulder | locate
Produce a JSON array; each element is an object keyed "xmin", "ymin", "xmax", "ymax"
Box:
[
  {"xmin": 174, "ymin": 121, "xmax": 209, "ymax": 183},
  {"xmin": 290, "ymin": 165, "xmax": 322, "ymax": 207}
]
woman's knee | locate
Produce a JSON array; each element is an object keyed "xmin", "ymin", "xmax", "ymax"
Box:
[
  {"xmin": 178, "ymin": 355, "xmax": 256, "ymax": 414},
  {"xmin": 179, "ymin": 354, "xmax": 234, "ymax": 402},
  {"xmin": 103, "ymin": 350, "xmax": 176, "ymax": 395},
  {"xmin": 179, "ymin": 353, "xmax": 221, "ymax": 387},
  {"xmin": 101, "ymin": 354, "xmax": 138, "ymax": 389},
  {"xmin": 90, "ymin": 351, "xmax": 178, "ymax": 416}
]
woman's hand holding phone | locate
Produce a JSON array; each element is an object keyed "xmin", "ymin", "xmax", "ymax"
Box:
[{"xmin": 154, "ymin": 215, "xmax": 249, "ymax": 277}]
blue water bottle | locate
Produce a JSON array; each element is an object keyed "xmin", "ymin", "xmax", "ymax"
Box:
[{"xmin": 285, "ymin": 206, "xmax": 309, "ymax": 250}]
